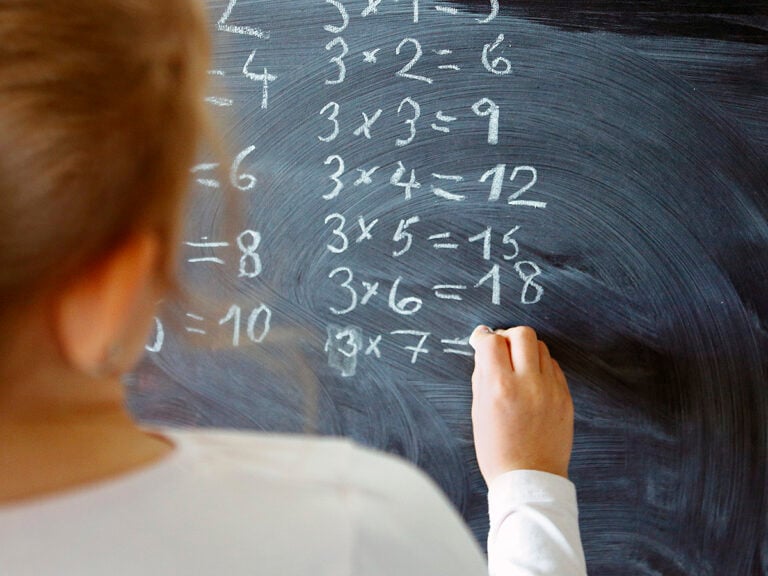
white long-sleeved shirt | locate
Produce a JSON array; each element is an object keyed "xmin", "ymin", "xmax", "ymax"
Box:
[{"xmin": 0, "ymin": 429, "xmax": 587, "ymax": 575}]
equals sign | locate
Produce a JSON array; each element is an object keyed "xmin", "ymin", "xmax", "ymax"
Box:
[
  {"xmin": 432, "ymin": 48, "xmax": 461, "ymax": 71},
  {"xmin": 429, "ymin": 232, "xmax": 458, "ymax": 250},
  {"xmin": 441, "ymin": 336, "xmax": 473, "ymax": 357},
  {"xmin": 432, "ymin": 284, "xmax": 467, "ymax": 301},
  {"xmin": 205, "ymin": 70, "xmax": 233, "ymax": 107}
]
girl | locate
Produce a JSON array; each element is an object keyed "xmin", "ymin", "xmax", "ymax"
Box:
[{"xmin": 0, "ymin": 1, "xmax": 586, "ymax": 574}]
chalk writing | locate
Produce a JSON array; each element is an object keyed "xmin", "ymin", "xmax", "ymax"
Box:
[
  {"xmin": 328, "ymin": 266, "xmax": 357, "ymax": 314},
  {"xmin": 185, "ymin": 237, "xmax": 228, "ymax": 265},
  {"xmin": 361, "ymin": 0, "xmax": 382, "ymax": 18},
  {"xmin": 355, "ymin": 166, "xmax": 379, "ymax": 186},
  {"xmin": 323, "ymin": 327, "xmax": 496, "ymax": 372},
  {"xmin": 325, "ymin": 324, "xmax": 363, "ymax": 377},
  {"xmin": 404, "ymin": 0, "xmax": 420, "ymax": 24},
  {"xmin": 205, "ymin": 96, "xmax": 234, "ymax": 108},
  {"xmin": 307, "ymin": 1, "xmax": 548, "ymax": 375},
  {"xmin": 392, "ymin": 216, "xmax": 420, "ymax": 257},
  {"xmin": 324, "ymin": 0, "xmax": 349, "ymax": 34},
  {"xmin": 357, "ymin": 216, "xmax": 378, "ymax": 243},
  {"xmin": 396, "ymin": 97, "xmax": 420, "ymax": 147},
  {"xmin": 183, "ymin": 229, "xmax": 264, "ymax": 279},
  {"xmin": 243, "ymin": 52, "xmax": 277, "ymax": 109},
  {"xmin": 515, "ymin": 261, "xmax": 544, "ymax": 304},
  {"xmin": 231, "ymin": 146, "xmax": 258, "ymax": 191},
  {"xmin": 432, "ymin": 173, "xmax": 465, "ymax": 201},
  {"xmin": 475, "ymin": 264, "xmax": 501, "ymax": 305},
  {"xmin": 324, "ymin": 155, "xmax": 345, "ymax": 199},
  {"xmin": 388, "ymin": 277, "xmax": 422, "ymax": 315},
  {"xmin": 432, "ymin": 110, "xmax": 456, "ymax": 132},
  {"xmin": 186, "ymin": 313, "xmax": 207, "ymax": 335},
  {"xmin": 236, "ymin": 230, "xmax": 262, "ymax": 278},
  {"xmin": 435, "ymin": 4, "xmax": 459, "ymax": 16},
  {"xmin": 325, "ymin": 37, "xmax": 349, "ymax": 85},
  {"xmin": 190, "ymin": 148, "xmax": 258, "ymax": 193},
  {"xmin": 396, "ymin": 38, "xmax": 433, "ymax": 84},
  {"xmin": 508, "ymin": 166, "xmax": 543, "ymax": 207},
  {"xmin": 217, "ymin": 0, "xmax": 269, "ymax": 39},
  {"xmin": 353, "ymin": 109, "xmax": 383, "ymax": 139},
  {"xmin": 482, "ymin": 34, "xmax": 511, "ymax": 75},
  {"xmin": 219, "ymin": 304, "xmax": 272, "ymax": 347},
  {"xmin": 471, "ymin": 97, "xmax": 500, "ymax": 145},
  {"xmin": 147, "ymin": 302, "xmax": 272, "ymax": 355},
  {"xmin": 145, "ymin": 317, "xmax": 165, "ymax": 353},
  {"xmin": 192, "ymin": 163, "xmax": 221, "ymax": 189},
  {"xmin": 441, "ymin": 336, "xmax": 473, "ymax": 356},
  {"xmin": 476, "ymin": 0, "xmax": 499, "ymax": 23},
  {"xmin": 325, "ymin": 214, "xmax": 349, "ymax": 254},
  {"xmin": 362, "ymin": 48, "xmax": 380, "ymax": 63},
  {"xmin": 391, "ymin": 161, "xmax": 421, "ymax": 199},
  {"xmin": 319, "ymin": 102, "xmax": 341, "ymax": 142},
  {"xmin": 391, "ymin": 330, "xmax": 430, "ymax": 363}
]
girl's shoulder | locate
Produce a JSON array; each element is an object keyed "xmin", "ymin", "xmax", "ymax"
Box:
[
  {"xmin": 161, "ymin": 426, "xmax": 444, "ymax": 500},
  {"xmin": 0, "ymin": 428, "xmax": 486, "ymax": 576}
]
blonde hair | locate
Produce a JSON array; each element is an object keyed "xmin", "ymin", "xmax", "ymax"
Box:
[{"xmin": 0, "ymin": 0, "xmax": 211, "ymax": 313}]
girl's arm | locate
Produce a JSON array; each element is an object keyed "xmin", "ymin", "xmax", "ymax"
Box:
[{"xmin": 470, "ymin": 326, "xmax": 588, "ymax": 575}]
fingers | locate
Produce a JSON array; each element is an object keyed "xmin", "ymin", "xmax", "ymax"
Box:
[
  {"xmin": 495, "ymin": 326, "xmax": 540, "ymax": 374},
  {"xmin": 469, "ymin": 325, "xmax": 574, "ymax": 482},
  {"xmin": 472, "ymin": 325, "xmax": 562, "ymax": 377},
  {"xmin": 469, "ymin": 325, "xmax": 514, "ymax": 382},
  {"xmin": 468, "ymin": 324, "xmax": 493, "ymax": 347},
  {"xmin": 538, "ymin": 340, "xmax": 553, "ymax": 376},
  {"xmin": 552, "ymin": 359, "xmax": 568, "ymax": 389}
]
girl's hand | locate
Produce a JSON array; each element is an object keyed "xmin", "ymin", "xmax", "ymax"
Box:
[{"xmin": 469, "ymin": 325, "xmax": 574, "ymax": 485}]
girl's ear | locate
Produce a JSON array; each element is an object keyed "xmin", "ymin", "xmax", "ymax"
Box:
[{"xmin": 54, "ymin": 233, "xmax": 160, "ymax": 377}]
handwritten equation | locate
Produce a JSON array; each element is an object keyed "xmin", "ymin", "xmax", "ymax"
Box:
[
  {"xmin": 145, "ymin": 227, "xmax": 270, "ymax": 353},
  {"xmin": 148, "ymin": 1, "xmax": 549, "ymax": 375},
  {"xmin": 316, "ymin": 1, "xmax": 547, "ymax": 375}
]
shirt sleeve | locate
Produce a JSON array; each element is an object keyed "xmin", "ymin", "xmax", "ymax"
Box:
[{"xmin": 487, "ymin": 470, "xmax": 588, "ymax": 576}]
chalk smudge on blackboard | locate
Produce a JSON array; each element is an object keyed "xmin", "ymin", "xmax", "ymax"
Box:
[{"xmin": 325, "ymin": 324, "xmax": 364, "ymax": 377}]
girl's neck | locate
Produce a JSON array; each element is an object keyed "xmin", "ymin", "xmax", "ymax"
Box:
[{"xmin": 0, "ymin": 376, "xmax": 172, "ymax": 505}]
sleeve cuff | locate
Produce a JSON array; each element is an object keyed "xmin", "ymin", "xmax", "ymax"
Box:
[{"xmin": 487, "ymin": 470, "xmax": 578, "ymax": 528}]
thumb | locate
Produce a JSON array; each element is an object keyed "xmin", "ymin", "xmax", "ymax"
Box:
[{"xmin": 469, "ymin": 325, "xmax": 493, "ymax": 349}]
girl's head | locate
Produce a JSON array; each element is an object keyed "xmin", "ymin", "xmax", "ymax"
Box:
[{"xmin": 0, "ymin": 0, "xmax": 211, "ymax": 380}]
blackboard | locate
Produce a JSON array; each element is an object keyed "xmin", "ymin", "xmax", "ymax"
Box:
[{"xmin": 127, "ymin": 1, "xmax": 768, "ymax": 573}]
